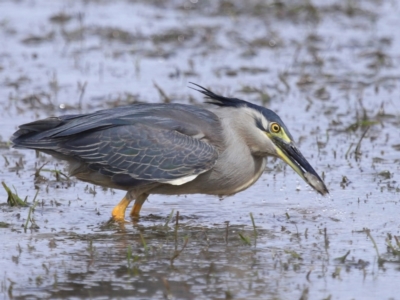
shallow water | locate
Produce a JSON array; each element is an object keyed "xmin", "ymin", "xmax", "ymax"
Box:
[{"xmin": 0, "ymin": 0, "xmax": 399, "ymax": 299}]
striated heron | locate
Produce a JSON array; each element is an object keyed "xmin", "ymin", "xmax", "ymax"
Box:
[{"xmin": 12, "ymin": 83, "xmax": 328, "ymax": 221}]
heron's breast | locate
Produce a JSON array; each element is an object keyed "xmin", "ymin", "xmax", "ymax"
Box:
[
  {"xmin": 183, "ymin": 155, "xmax": 266, "ymax": 196},
  {"xmin": 212, "ymin": 156, "xmax": 266, "ymax": 196},
  {"xmin": 148, "ymin": 157, "xmax": 266, "ymax": 196}
]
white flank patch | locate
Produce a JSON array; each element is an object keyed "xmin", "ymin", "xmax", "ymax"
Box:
[{"xmin": 165, "ymin": 174, "xmax": 199, "ymax": 185}]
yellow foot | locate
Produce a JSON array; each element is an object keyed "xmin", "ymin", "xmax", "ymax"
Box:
[
  {"xmin": 111, "ymin": 196, "xmax": 131, "ymax": 222},
  {"xmin": 129, "ymin": 193, "xmax": 148, "ymax": 219},
  {"xmin": 130, "ymin": 202, "xmax": 143, "ymax": 219}
]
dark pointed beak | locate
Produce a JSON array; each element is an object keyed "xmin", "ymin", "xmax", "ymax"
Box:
[{"xmin": 273, "ymin": 139, "xmax": 329, "ymax": 195}]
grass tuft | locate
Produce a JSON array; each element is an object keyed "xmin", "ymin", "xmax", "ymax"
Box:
[{"xmin": 2, "ymin": 182, "xmax": 28, "ymax": 207}]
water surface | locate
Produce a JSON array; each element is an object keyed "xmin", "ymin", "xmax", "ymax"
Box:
[{"xmin": 0, "ymin": 0, "xmax": 399, "ymax": 299}]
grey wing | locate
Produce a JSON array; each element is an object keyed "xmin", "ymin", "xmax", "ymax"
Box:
[
  {"xmin": 63, "ymin": 124, "xmax": 219, "ymax": 186},
  {"xmin": 11, "ymin": 103, "xmax": 223, "ymax": 187}
]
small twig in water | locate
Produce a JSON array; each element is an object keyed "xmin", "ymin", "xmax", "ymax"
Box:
[
  {"xmin": 139, "ymin": 232, "xmax": 148, "ymax": 253},
  {"xmin": 170, "ymin": 236, "xmax": 189, "ymax": 266},
  {"xmin": 174, "ymin": 211, "xmax": 179, "ymax": 251},
  {"xmin": 238, "ymin": 233, "xmax": 251, "ymax": 246},
  {"xmin": 77, "ymin": 80, "xmax": 87, "ymax": 111},
  {"xmin": 335, "ymin": 250, "xmax": 351, "ymax": 263},
  {"xmin": 225, "ymin": 221, "xmax": 229, "ymax": 245},
  {"xmin": 175, "ymin": 211, "xmax": 180, "ymax": 227},
  {"xmin": 355, "ymin": 126, "xmax": 370, "ymax": 161},
  {"xmin": 364, "ymin": 228, "xmax": 385, "ymax": 266},
  {"xmin": 153, "ymin": 81, "xmax": 171, "ymax": 103},
  {"xmin": 250, "ymin": 213, "xmax": 258, "ymax": 238},
  {"xmin": 345, "ymin": 143, "xmax": 354, "ymax": 160},
  {"xmin": 324, "ymin": 228, "xmax": 329, "ymax": 249},
  {"xmin": 34, "ymin": 162, "xmax": 48, "ymax": 182},
  {"xmin": 24, "ymin": 189, "xmax": 40, "ymax": 232},
  {"xmin": 306, "ymin": 269, "xmax": 312, "ymax": 282},
  {"xmin": 162, "ymin": 277, "xmax": 172, "ymax": 299},
  {"xmin": 164, "ymin": 209, "xmax": 175, "ymax": 228},
  {"xmin": 395, "ymin": 236, "xmax": 400, "ymax": 248}
]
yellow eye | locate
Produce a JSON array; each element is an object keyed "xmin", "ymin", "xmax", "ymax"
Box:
[{"xmin": 270, "ymin": 122, "xmax": 281, "ymax": 133}]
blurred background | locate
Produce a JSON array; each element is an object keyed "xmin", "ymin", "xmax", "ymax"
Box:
[{"xmin": 0, "ymin": 0, "xmax": 399, "ymax": 299}]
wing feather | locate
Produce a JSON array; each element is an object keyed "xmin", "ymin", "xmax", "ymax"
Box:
[
  {"xmin": 12, "ymin": 103, "xmax": 223, "ymax": 187},
  {"xmin": 64, "ymin": 124, "xmax": 218, "ymax": 185}
]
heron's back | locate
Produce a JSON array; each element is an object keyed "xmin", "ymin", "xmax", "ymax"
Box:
[{"xmin": 12, "ymin": 103, "xmax": 225, "ymax": 191}]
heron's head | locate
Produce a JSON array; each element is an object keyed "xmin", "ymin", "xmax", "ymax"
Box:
[{"xmin": 190, "ymin": 82, "xmax": 329, "ymax": 195}]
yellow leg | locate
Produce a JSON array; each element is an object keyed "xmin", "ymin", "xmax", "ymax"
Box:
[
  {"xmin": 129, "ymin": 193, "xmax": 148, "ymax": 219},
  {"xmin": 111, "ymin": 196, "xmax": 131, "ymax": 221}
]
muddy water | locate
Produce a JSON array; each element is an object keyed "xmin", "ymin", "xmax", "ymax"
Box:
[{"xmin": 0, "ymin": 0, "xmax": 399, "ymax": 299}]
